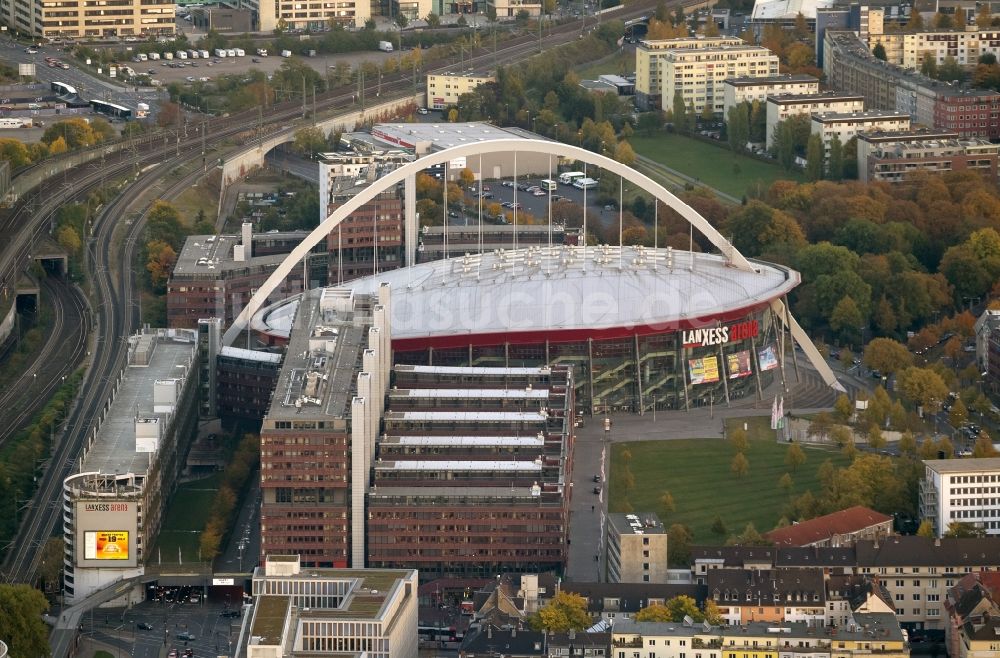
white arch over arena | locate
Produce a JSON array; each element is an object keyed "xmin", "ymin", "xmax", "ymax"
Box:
[{"xmin": 223, "ymin": 138, "xmax": 843, "ymax": 392}]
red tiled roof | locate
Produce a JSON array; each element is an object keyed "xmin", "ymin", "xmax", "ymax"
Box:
[{"xmin": 765, "ymin": 506, "xmax": 892, "ymax": 547}]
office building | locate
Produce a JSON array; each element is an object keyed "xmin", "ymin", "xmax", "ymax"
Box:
[
  {"xmin": 606, "ymin": 513, "xmax": 669, "ymax": 584},
  {"xmin": 485, "ymin": 0, "xmax": 540, "ymax": 18},
  {"xmin": 764, "ymin": 506, "xmax": 893, "ymax": 547},
  {"xmin": 259, "ymin": 286, "xmax": 391, "ymax": 567},
  {"xmin": 765, "ymin": 93, "xmax": 865, "ymax": 148},
  {"xmin": 0, "ymin": 0, "xmax": 174, "ymax": 38},
  {"xmin": 919, "ymin": 458, "xmax": 1000, "ymax": 537},
  {"xmin": 426, "ymin": 72, "xmax": 496, "ymax": 110},
  {"xmin": 62, "ymin": 329, "xmax": 199, "ymax": 603},
  {"xmin": 240, "ymin": 0, "xmax": 371, "ymax": 32},
  {"xmin": 366, "ymin": 363, "xmax": 575, "ymax": 580},
  {"xmin": 634, "ymin": 36, "xmax": 746, "ymax": 110},
  {"xmin": 857, "ymin": 131, "xmax": 1000, "ymax": 183},
  {"xmin": 722, "ymin": 74, "xmax": 820, "ymax": 121},
  {"xmin": 810, "ymin": 110, "xmax": 911, "ymax": 153},
  {"xmin": 248, "ymin": 554, "xmax": 418, "ymax": 658}
]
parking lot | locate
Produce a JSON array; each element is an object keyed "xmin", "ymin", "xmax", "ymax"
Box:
[{"xmin": 79, "ymin": 592, "xmax": 247, "ymax": 658}]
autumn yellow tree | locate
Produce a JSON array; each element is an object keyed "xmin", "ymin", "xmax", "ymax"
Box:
[
  {"xmin": 528, "ymin": 591, "xmax": 592, "ymax": 631},
  {"xmin": 731, "ymin": 452, "xmax": 749, "ymax": 478},
  {"xmin": 145, "ymin": 239, "xmax": 177, "ymax": 289}
]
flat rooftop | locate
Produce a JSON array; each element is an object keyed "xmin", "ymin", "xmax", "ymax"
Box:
[
  {"xmin": 384, "ymin": 410, "xmax": 550, "ymax": 422},
  {"xmin": 725, "ymin": 74, "xmax": 818, "ymax": 86},
  {"xmin": 376, "ymin": 460, "xmax": 543, "ymax": 472},
  {"xmin": 768, "ymin": 92, "xmax": 864, "ymax": 104},
  {"xmin": 371, "ymin": 122, "xmax": 543, "ymax": 152},
  {"xmin": 255, "ymin": 567, "xmax": 415, "ymax": 619},
  {"xmin": 80, "ymin": 332, "xmax": 196, "ymax": 476},
  {"xmin": 389, "ymin": 388, "xmax": 551, "ymax": 400},
  {"xmin": 265, "ymin": 288, "xmax": 370, "ymax": 421},
  {"xmin": 254, "ymin": 247, "xmax": 796, "ymax": 344},
  {"xmin": 812, "ymin": 111, "xmax": 911, "ymax": 122},
  {"xmin": 250, "ymin": 596, "xmax": 290, "ymax": 646},
  {"xmin": 173, "ymin": 233, "xmax": 290, "ymax": 277},
  {"xmin": 610, "ymin": 512, "xmax": 667, "ymax": 536},
  {"xmin": 381, "ymin": 435, "xmax": 545, "ymax": 447},
  {"xmin": 368, "ymin": 485, "xmax": 546, "ymax": 498},
  {"xmin": 925, "ymin": 458, "xmax": 1000, "ymax": 473}
]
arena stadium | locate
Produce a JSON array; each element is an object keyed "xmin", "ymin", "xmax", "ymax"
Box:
[{"xmin": 251, "ymin": 244, "xmax": 803, "ymax": 413}]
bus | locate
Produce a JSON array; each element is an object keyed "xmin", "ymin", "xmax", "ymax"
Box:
[
  {"xmin": 90, "ymin": 99, "xmax": 132, "ymax": 120},
  {"xmin": 539, "ymin": 179, "xmax": 557, "ymax": 192},
  {"xmin": 417, "ymin": 626, "xmax": 461, "ymax": 643},
  {"xmin": 558, "ymin": 171, "xmax": 585, "ymax": 185},
  {"xmin": 572, "ymin": 177, "xmax": 599, "ymax": 190}
]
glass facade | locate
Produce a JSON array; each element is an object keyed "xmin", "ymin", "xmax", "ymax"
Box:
[{"xmin": 394, "ymin": 307, "xmax": 786, "ymax": 413}]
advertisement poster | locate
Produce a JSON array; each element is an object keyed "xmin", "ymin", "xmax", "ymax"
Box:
[
  {"xmin": 688, "ymin": 356, "xmax": 720, "ymax": 384},
  {"xmin": 758, "ymin": 344, "xmax": 779, "ymax": 371},
  {"xmin": 726, "ymin": 350, "xmax": 753, "ymax": 379},
  {"xmin": 84, "ymin": 531, "xmax": 129, "ymax": 560}
]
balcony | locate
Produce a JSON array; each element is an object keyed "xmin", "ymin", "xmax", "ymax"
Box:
[{"xmin": 613, "ymin": 638, "xmax": 643, "ymax": 648}]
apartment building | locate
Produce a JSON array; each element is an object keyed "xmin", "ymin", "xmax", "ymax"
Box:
[
  {"xmin": 692, "ymin": 537, "xmax": 1000, "ymax": 630},
  {"xmin": 248, "ymin": 555, "xmax": 418, "ymax": 658},
  {"xmin": 366, "ymin": 364, "xmax": 574, "ymax": 581},
  {"xmin": 426, "ymin": 72, "xmax": 496, "ymax": 110},
  {"xmin": 0, "ymin": 0, "xmax": 174, "ymax": 38},
  {"xmin": 765, "ymin": 506, "xmax": 894, "ymax": 548},
  {"xmin": 634, "ymin": 36, "xmax": 746, "ymax": 109},
  {"xmin": 943, "ymin": 572, "xmax": 1000, "ymax": 658},
  {"xmin": 811, "ymin": 111, "xmax": 911, "ymax": 154},
  {"xmin": 611, "ymin": 614, "xmax": 908, "ymax": 658},
  {"xmin": 460, "ymin": 627, "xmax": 610, "ymax": 658},
  {"xmin": 563, "ymin": 582, "xmax": 706, "ymax": 625},
  {"xmin": 486, "ymin": 0, "xmax": 540, "ymax": 19},
  {"xmin": 662, "ymin": 44, "xmax": 781, "ymax": 117},
  {"xmin": 705, "ymin": 568, "xmax": 826, "ymax": 626},
  {"xmin": 825, "ymin": 30, "xmax": 1000, "ymax": 140},
  {"xmin": 607, "ymin": 513, "xmax": 669, "ymax": 584},
  {"xmin": 974, "ymin": 309, "xmax": 1000, "ymax": 371},
  {"xmin": 867, "ymin": 25, "xmax": 1000, "ymax": 69},
  {"xmin": 259, "ymin": 286, "xmax": 391, "ymax": 567},
  {"xmin": 920, "ymin": 458, "xmax": 1000, "ymax": 538},
  {"xmin": 765, "ymin": 93, "xmax": 865, "ymax": 148},
  {"xmin": 722, "ymin": 74, "xmax": 819, "ymax": 121},
  {"xmin": 857, "ymin": 131, "xmax": 1000, "ymax": 183}
]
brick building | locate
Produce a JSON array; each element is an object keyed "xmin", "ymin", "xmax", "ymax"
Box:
[{"xmin": 764, "ymin": 506, "xmax": 894, "ymax": 548}]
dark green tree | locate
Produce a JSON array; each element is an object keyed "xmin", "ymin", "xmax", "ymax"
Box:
[
  {"xmin": 872, "ymin": 43, "xmax": 887, "ymax": 60},
  {"xmin": 0, "ymin": 584, "xmax": 50, "ymax": 658},
  {"xmin": 727, "ymin": 104, "xmax": 749, "ymax": 151},
  {"xmin": 805, "ymin": 133, "xmax": 824, "ymax": 181},
  {"xmin": 827, "ymin": 133, "xmax": 844, "ymax": 180}
]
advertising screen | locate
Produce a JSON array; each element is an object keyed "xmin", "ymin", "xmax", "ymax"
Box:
[
  {"xmin": 75, "ymin": 500, "xmax": 138, "ymax": 568},
  {"xmin": 84, "ymin": 531, "xmax": 130, "ymax": 560},
  {"xmin": 726, "ymin": 350, "xmax": 753, "ymax": 379},
  {"xmin": 758, "ymin": 344, "xmax": 779, "ymax": 371},
  {"xmin": 688, "ymin": 356, "xmax": 720, "ymax": 384}
]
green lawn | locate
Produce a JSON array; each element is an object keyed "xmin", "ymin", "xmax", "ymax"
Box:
[
  {"xmin": 575, "ymin": 49, "xmax": 634, "ymax": 80},
  {"xmin": 150, "ymin": 473, "xmax": 221, "ymax": 564},
  {"xmin": 609, "ymin": 424, "xmax": 850, "ymax": 542},
  {"xmin": 629, "ymin": 133, "xmax": 805, "ymax": 200},
  {"xmin": 94, "ymin": 652, "xmax": 114, "ymax": 658}
]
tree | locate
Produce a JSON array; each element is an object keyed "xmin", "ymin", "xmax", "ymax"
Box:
[
  {"xmin": 772, "ymin": 119, "xmax": 796, "ymax": 170},
  {"xmin": 672, "ymin": 92, "xmax": 687, "ymax": 131},
  {"xmin": 972, "ymin": 433, "xmax": 999, "ymax": 457},
  {"xmin": 977, "ymin": 3, "xmax": 992, "ymax": 28},
  {"xmin": 921, "ymin": 52, "xmax": 938, "ymax": 78},
  {"xmin": 897, "ymin": 367, "xmax": 950, "ymax": 414},
  {"xmin": 872, "ymin": 43, "xmax": 887, "ymax": 60},
  {"xmin": 806, "ymin": 133, "xmax": 823, "ymax": 181},
  {"xmin": 779, "ymin": 472, "xmax": 794, "ymax": 495},
  {"xmin": 0, "ymin": 584, "xmax": 49, "ymax": 658},
  {"xmin": 867, "ymin": 424, "xmax": 886, "ymax": 450},
  {"xmin": 945, "ymin": 521, "xmax": 986, "ymax": 538},
  {"xmin": 794, "ymin": 11, "xmax": 809, "ymax": 39},
  {"xmin": 56, "ymin": 224, "xmax": 82, "ymax": 254},
  {"xmin": 731, "ymin": 451, "xmax": 749, "ymax": 478},
  {"xmin": 37, "ymin": 537, "xmax": 64, "ymax": 593},
  {"xmin": 863, "ymin": 338, "xmax": 913, "ymax": 376},
  {"xmin": 659, "ymin": 490, "xmax": 676, "ymax": 516},
  {"xmin": 934, "ymin": 11, "xmax": 953, "ymax": 28},
  {"xmin": 827, "ymin": 133, "xmax": 844, "ymax": 181},
  {"xmin": 145, "ymin": 239, "xmax": 177, "ymax": 289},
  {"xmin": 730, "ymin": 427, "xmax": 749, "ymax": 453},
  {"xmin": 293, "ymin": 126, "xmax": 326, "ymax": 158},
  {"xmin": 48, "ymin": 135, "xmax": 68, "ymax": 155},
  {"xmin": 728, "ymin": 522, "xmax": 769, "ymax": 546},
  {"xmin": 529, "ymin": 591, "xmax": 592, "ymax": 632},
  {"xmin": 831, "ymin": 425, "xmax": 853, "ymax": 449},
  {"xmin": 728, "ymin": 104, "xmax": 750, "ymax": 151},
  {"xmin": 425, "ymin": 11, "xmax": 441, "ymax": 27},
  {"xmin": 785, "ymin": 443, "xmax": 806, "ymax": 471},
  {"xmin": 899, "ymin": 430, "xmax": 917, "ymax": 456},
  {"xmin": 638, "ymin": 595, "xmax": 703, "ymax": 622},
  {"xmin": 949, "ymin": 398, "xmax": 969, "ymax": 429},
  {"xmin": 939, "ymin": 55, "xmax": 965, "ymax": 82},
  {"xmin": 916, "ymin": 519, "xmax": 936, "ymax": 538},
  {"xmin": 808, "ymin": 412, "xmax": 833, "ymax": 440},
  {"xmin": 906, "ymin": 9, "xmax": 924, "ymax": 30},
  {"xmin": 834, "ymin": 394, "xmax": 853, "ymax": 423},
  {"xmin": 726, "ymin": 200, "xmax": 805, "ymax": 256},
  {"xmin": 157, "ymin": 100, "xmax": 182, "ymax": 128},
  {"xmin": 395, "ymin": 12, "xmax": 408, "ymax": 27},
  {"xmin": 830, "ymin": 296, "xmax": 865, "ymax": 344},
  {"xmin": 667, "ymin": 523, "xmax": 693, "ymax": 566},
  {"xmin": 710, "ymin": 515, "xmax": 727, "ymax": 538},
  {"xmin": 614, "ymin": 140, "xmax": 636, "ymax": 166},
  {"xmin": 703, "ymin": 599, "xmax": 724, "ymax": 625}
]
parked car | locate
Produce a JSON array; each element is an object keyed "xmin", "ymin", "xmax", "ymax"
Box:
[
  {"xmin": 177, "ymin": 632, "xmax": 196, "ymax": 641},
  {"xmin": 417, "ymin": 107, "xmax": 429, "ymax": 114},
  {"xmin": 137, "ymin": 622, "xmax": 153, "ymax": 630}
]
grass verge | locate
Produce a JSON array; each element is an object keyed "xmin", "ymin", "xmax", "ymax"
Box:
[
  {"xmin": 150, "ymin": 472, "xmax": 221, "ymax": 564},
  {"xmin": 629, "ymin": 133, "xmax": 804, "ymax": 200},
  {"xmin": 609, "ymin": 425, "xmax": 850, "ymax": 541}
]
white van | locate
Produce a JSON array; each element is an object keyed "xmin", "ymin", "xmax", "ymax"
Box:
[
  {"xmin": 137, "ymin": 52, "xmax": 148, "ymax": 61},
  {"xmin": 572, "ymin": 177, "xmax": 599, "ymax": 190},
  {"xmin": 164, "ymin": 51, "xmax": 173, "ymax": 60},
  {"xmin": 540, "ymin": 179, "xmax": 557, "ymax": 192},
  {"xmin": 558, "ymin": 171, "xmax": 585, "ymax": 185},
  {"xmin": 214, "ymin": 48, "xmax": 227, "ymax": 58},
  {"xmin": 188, "ymin": 49, "xmax": 199, "ymax": 58},
  {"xmin": 234, "ymin": 48, "xmax": 245, "ymax": 56},
  {"xmin": 226, "ymin": 48, "xmax": 236, "ymax": 57}
]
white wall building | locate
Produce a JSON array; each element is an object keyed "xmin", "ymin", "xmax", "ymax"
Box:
[
  {"xmin": 635, "ymin": 36, "xmax": 748, "ymax": 110},
  {"xmin": 248, "ymin": 555, "xmax": 418, "ymax": 658},
  {"xmin": 765, "ymin": 93, "xmax": 865, "ymax": 148},
  {"xmin": 722, "ymin": 74, "xmax": 820, "ymax": 121},
  {"xmin": 810, "ymin": 111, "xmax": 911, "ymax": 154},
  {"xmin": 662, "ymin": 44, "xmax": 781, "ymax": 117},
  {"xmin": 426, "ymin": 73, "xmax": 496, "ymax": 110},
  {"xmin": 920, "ymin": 458, "xmax": 1000, "ymax": 537}
]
